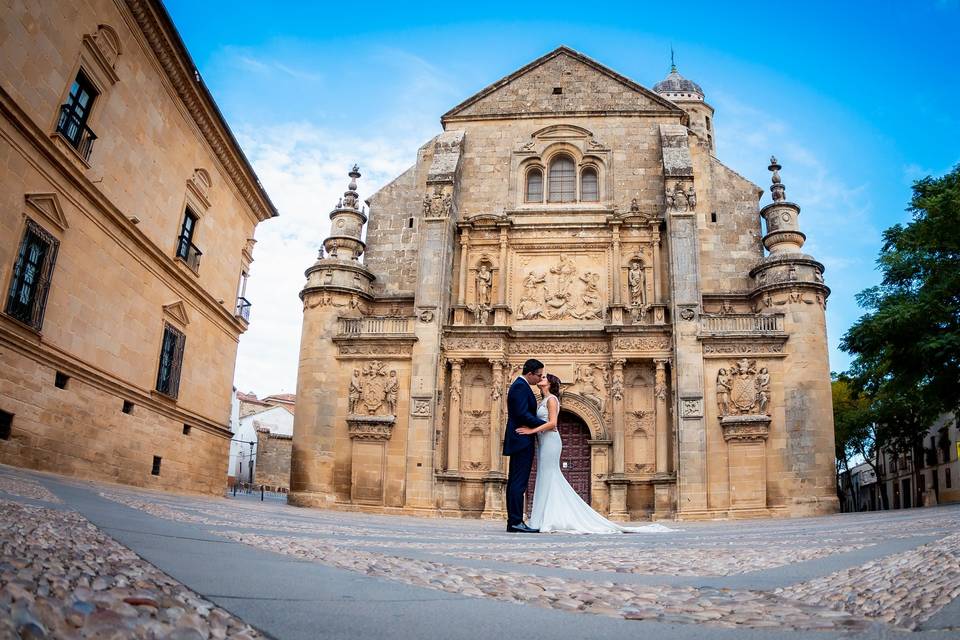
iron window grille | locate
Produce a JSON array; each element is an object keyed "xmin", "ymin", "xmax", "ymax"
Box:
[
  {"xmin": 155, "ymin": 323, "xmax": 186, "ymax": 399},
  {"xmin": 175, "ymin": 208, "xmax": 202, "ymax": 271},
  {"xmin": 5, "ymin": 219, "xmax": 59, "ymax": 331},
  {"xmin": 235, "ymin": 296, "xmax": 252, "ymax": 322},
  {"xmin": 55, "ymin": 70, "xmax": 98, "ymax": 161}
]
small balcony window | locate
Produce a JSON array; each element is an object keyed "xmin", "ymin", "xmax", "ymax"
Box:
[
  {"xmin": 56, "ymin": 70, "xmax": 98, "ymax": 161},
  {"xmin": 155, "ymin": 323, "xmax": 186, "ymax": 399},
  {"xmin": 5, "ymin": 220, "xmax": 59, "ymax": 331},
  {"xmin": 175, "ymin": 208, "xmax": 202, "ymax": 271},
  {"xmin": 235, "ymin": 297, "xmax": 252, "ymax": 322}
]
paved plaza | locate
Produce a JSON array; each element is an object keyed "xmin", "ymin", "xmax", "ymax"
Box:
[{"xmin": 1, "ymin": 464, "xmax": 958, "ymax": 639}]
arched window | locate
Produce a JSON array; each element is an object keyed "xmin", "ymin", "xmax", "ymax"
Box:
[
  {"xmin": 525, "ymin": 168, "xmax": 543, "ymax": 202},
  {"xmin": 547, "ymin": 155, "xmax": 575, "ymax": 202},
  {"xmin": 580, "ymin": 167, "xmax": 599, "ymax": 202}
]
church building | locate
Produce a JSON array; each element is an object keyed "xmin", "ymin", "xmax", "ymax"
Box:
[{"xmin": 290, "ymin": 47, "xmax": 837, "ymax": 520}]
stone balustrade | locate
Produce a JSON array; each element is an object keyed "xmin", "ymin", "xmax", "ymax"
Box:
[
  {"xmin": 700, "ymin": 313, "xmax": 783, "ymax": 334},
  {"xmin": 337, "ymin": 316, "xmax": 414, "ymax": 336}
]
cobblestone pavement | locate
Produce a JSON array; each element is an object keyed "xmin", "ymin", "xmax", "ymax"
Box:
[
  {"xmin": 0, "ymin": 499, "xmax": 262, "ymax": 639},
  {"xmin": 2, "ymin": 464, "xmax": 960, "ymax": 639}
]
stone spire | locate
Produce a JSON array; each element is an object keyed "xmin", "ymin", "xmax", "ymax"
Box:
[
  {"xmin": 322, "ymin": 165, "xmax": 367, "ymax": 261},
  {"xmin": 759, "ymin": 157, "xmax": 804, "ymax": 255}
]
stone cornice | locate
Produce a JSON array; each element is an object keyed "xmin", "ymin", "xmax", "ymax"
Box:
[{"xmin": 123, "ymin": 0, "xmax": 278, "ymax": 222}]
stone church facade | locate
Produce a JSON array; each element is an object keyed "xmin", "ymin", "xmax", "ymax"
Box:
[{"xmin": 291, "ymin": 47, "xmax": 837, "ymax": 520}]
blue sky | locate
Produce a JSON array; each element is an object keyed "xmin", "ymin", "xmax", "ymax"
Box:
[{"xmin": 162, "ymin": 1, "xmax": 960, "ymax": 395}]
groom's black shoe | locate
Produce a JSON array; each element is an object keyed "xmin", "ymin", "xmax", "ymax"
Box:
[{"xmin": 507, "ymin": 523, "xmax": 540, "ymax": 533}]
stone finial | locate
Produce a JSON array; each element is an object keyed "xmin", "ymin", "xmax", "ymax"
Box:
[
  {"xmin": 768, "ymin": 156, "xmax": 785, "ymax": 202},
  {"xmin": 342, "ymin": 165, "xmax": 361, "ymax": 209}
]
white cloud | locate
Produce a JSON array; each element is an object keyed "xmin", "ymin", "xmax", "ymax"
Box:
[{"xmin": 231, "ymin": 121, "xmax": 436, "ymax": 396}]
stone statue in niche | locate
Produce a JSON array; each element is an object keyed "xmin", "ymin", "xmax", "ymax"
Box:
[
  {"xmin": 349, "ymin": 361, "xmax": 399, "ymax": 416},
  {"xmin": 717, "ymin": 359, "xmax": 772, "ymax": 417},
  {"xmin": 474, "ymin": 261, "xmax": 492, "ymax": 325}
]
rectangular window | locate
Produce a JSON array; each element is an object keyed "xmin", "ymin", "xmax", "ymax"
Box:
[
  {"xmin": 55, "ymin": 70, "xmax": 98, "ymax": 159},
  {"xmin": 0, "ymin": 410, "xmax": 12, "ymax": 440},
  {"xmin": 151, "ymin": 456, "xmax": 162, "ymax": 476},
  {"xmin": 122, "ymin": 400, "xmax": 134, "ymax": 414},
  {"xmin": 175, "ymin": 208, "xmax": 202, "ymax": 271},
  {"xmin": 947, "ymin": 468, "xmax": 952, "ymax": 489},
  {"xmin": 5, "ymin": 220, "xmax": 59, "ymax": 331},
  {"xmin": 155, "ymin": 323, "xmax": 186, "ymax": 399},
  {"xmin": 182, "ymin": 424, "xmax": 191, "ymax": 436},
  {"xmin": 54, "ymin": 371, "xmax": 69, "ymax": 389}
]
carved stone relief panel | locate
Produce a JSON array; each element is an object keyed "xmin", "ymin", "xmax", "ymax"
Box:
[
  {"xmin": 513, "ymin": 252, "xmax": 607, "ymax": 322},
  {"xmin": 567, "ymin": 363, "xmax": 610, "ymax": 417},
  {"xmin": 422, "ymin": 184, "xmax": 454, "ymax": 218},
  {"xmin": 715, "ymin": 359, "xmax": 772, "ymax": 417},
  {"xmin": 347, "ymin": 361, "xmax": 399, "ymax": 416},
  {"xmin": 625, "ymin": 364, "xmax": 656, "ymax": 472}
]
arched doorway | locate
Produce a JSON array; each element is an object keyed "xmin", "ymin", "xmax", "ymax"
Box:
[{"xmin": 526, "ymin": 410, "xmax": 592, "ymax": 515}]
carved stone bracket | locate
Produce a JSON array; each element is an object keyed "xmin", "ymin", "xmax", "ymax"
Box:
[
  {"xmin": 347, "ymin": 415, "xmax": 396, "ymax": 440},
  {"xmin": 720, "ymin": 415, "xmax": 771, "ymax": 443}
]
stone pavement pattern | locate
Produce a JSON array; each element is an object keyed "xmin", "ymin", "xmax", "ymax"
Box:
[{"xmin": 2, "ymin": 464, "xmax": 960, "ymax": 639}]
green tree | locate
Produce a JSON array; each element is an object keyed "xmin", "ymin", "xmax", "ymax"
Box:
[
  {"xmin": 832, "ymin": 373, "xmax": 883, "ymax": 510},
  {"xmin": 840, "ymin": 164, "xmax": 959, "ymax": 508}
]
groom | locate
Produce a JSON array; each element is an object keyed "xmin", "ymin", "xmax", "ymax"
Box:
[{"xmin": 503, "ymin": 358, "xmax": 547, "ymax": 533}]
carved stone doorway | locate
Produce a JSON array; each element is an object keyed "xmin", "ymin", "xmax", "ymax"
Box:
[{"xmin": 526, "ymin": 410, "xmax": 592, "ymax": 515}]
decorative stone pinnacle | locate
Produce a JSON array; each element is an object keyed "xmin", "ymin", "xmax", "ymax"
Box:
[
  {"xmin": 768, "ymin": 156, "xmax": 785, "ymax": 202},
  {"xmin": 341, "ymin": 165, "xmax": 361, "ymax": 210}
]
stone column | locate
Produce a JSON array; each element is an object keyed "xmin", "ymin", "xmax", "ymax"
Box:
[
  {"xmin": 652, "ymin": 228, "xmax": 661, "ymax": 304},
  {"xmin": 446, "ymin": 358, "xmax": 464, "ymax": 472},
  {"xmin": 494, "ymin": 224, "xmax": 510, "ymax": 325},
  {"xmin": 482, "ymin": 358, "xmax": 507, "ymax": 519},
  {"xmin": 607, "ymin": 358, "xmax": 629, "ymax": 520},
  {"xmin": 654, "ymin": 359, "xmax": 670, "ymax": 473},
  {"xmin": 610, "ymin": 222, "xmax": 624, "ymax": 325}
]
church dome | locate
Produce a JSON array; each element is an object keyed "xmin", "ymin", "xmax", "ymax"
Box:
[{"xmin": 653, "ymin": 65, "xmax": 704, "ymax": 101}]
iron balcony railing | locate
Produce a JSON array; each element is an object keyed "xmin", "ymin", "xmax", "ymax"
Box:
[
  {"xmin": 700, "ymin": 313, "xmax": 783, "ymax": 334},
  {"xmin": 236, "ymin": 297, "xmax": 252, "ymax": 322},
  {"xmin": 55, "ymin": 105, "xmax": 97, "ymax": 161},
  {"xmin": 176, "ymin": 237, "xmax": 202, "ymax": 272},
  {"xmin": 337, "ymin": 316, "xmax": 413, "ymax": 335}
]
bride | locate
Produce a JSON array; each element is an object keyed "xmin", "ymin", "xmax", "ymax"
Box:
[{"xmin": 517, "ymin": 373, "xmax": 671, "ymax": 534}]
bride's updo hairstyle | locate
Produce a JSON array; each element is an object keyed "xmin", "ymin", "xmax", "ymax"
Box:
[{"xmin": 546, "ymin": 373, "xmax": 562, "ymax": 399}]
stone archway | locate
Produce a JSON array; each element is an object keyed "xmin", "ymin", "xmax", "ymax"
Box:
[{"xmin": 526, "ymin": 410, "xmax": 593, "ymax": 515}]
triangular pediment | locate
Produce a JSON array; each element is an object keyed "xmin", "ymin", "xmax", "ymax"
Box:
[
  {"xmin": 162, "ymin": 300, "xmax": 190, "ymax": 326},
  {"xmin": 25, "ymin": 193, "xmax": 69, "ymax": 232},
  {"xmin": 442, "ymin": 46, "xmax": 682, "ymax": 123}
]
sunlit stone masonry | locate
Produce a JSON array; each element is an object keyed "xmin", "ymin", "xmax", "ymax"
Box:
[{"xmin": 290, "ymin": 46, "xmax": 836, "ymax": 520}]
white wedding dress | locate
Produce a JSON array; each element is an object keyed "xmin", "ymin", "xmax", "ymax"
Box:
[{"xmin": 527, "ymin": 396, "xmax": 673, "ymax": 534}]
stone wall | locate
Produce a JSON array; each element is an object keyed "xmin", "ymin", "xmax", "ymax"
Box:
[
  {"xmin": 0, "ymin": 0, "xmax": 272, "ymax": 494},
  {"xmin": 255, "ymin": 428, "xmax": 292, "ymax": 491},
  {"xmin": 364, "ymin": 164, "xmax": 423, "ymax": 295}
]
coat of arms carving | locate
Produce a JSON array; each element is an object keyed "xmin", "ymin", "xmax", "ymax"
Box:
[
  {"xmin": 349, "ymin": 361, "xmax": 399, "ymax": 416},
  {"xmin": 716, "ymin": 359, "xmax": 771, "ymax": 417}
]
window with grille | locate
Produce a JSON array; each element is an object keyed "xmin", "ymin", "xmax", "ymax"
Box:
[
  {"xmin": 5, "ymin": 220, "xmax": 59, "ymax": 330},
  {"xmin": 580, "ymin": 167, "xmax": 599, "ymax": 202},
  {"xmin": 525, "ymin": 168, "xmax": 543, "ymax": 202},
  {"xmin": 155, "ymin": 323, "xmax": 186, "ymax": 399},
  {"xmin": 547, "ymin": 156, "xmax": 575, "ymax": 202},
  {"xmin": 175, "ymin": 208, "xmax": 202, "ymax": 271},
  {"xmin": 56, "ymin": 70, "xmax": 98, "ymax": 158}
]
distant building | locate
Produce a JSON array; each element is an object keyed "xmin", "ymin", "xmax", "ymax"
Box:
[
  {"xmin": 0, "ymin": 0, "xmax": 276, "ymax": 494},
  {"xmin": 228, "ymin": 392, "xmax": 295, "ymax": 486},
  {"xmin": 839, "ymin": 462, "xmax": 879, "ymax": 513},
  {"xmin": 878, "ymin": 414, "xmax": 958, "ymax": 509}
]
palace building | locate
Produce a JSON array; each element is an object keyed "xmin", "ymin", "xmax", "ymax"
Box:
[
  {"xmin": 290, "ymin": 47, "xmax": 837, "ymax": 519},
  {"xmin": 0, "ymin": 0, "xmax": 276, "ymax": 493}
]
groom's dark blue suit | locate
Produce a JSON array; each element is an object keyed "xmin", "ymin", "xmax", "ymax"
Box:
[{"xmin": 503, "ymin": 376, "xmax": 546, "ymax": 527}]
